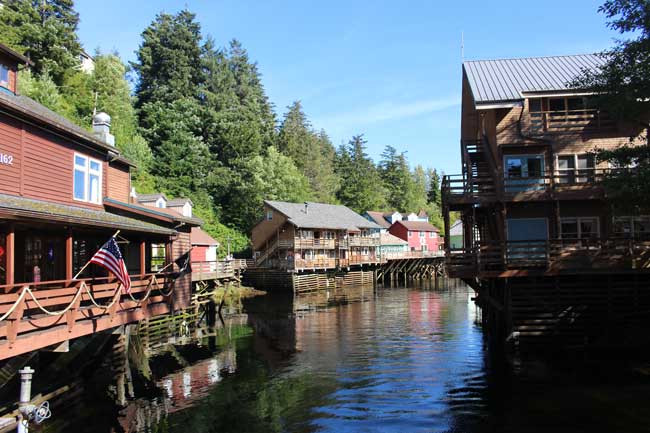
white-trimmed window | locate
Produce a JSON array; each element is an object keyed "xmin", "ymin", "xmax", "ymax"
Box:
[
  {"xmin": 408, "ymin": 231, "xmax": 412, "ymax": 237},
  {"xmin": 560, "ymin": 217, "xmax": 599, "ymax": 240},
  {"xmin": 266, "ymin": 210, "xmax": 273, "ymax": 221},
  {"xmin": 73, "ymin": 153, "xmax": 102, "ymax": 204},
  {"xmin": 362, "ymin": 247, "xmax": 369, "ymax": 256},
  {"xmin": 0, "ymin": 64, "xmax": 9, "ymax": 89},
  {"xmin": 419, "ymin": 231, "xmax": 425, "ymax": 238},
  {"xmin": 429, "ymin": 232, "xmax": 436, "ymax": 238}
]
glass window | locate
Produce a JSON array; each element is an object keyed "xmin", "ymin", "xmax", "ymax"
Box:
[
  {"xmin": 507, "ymin": 219, "xmax": 548, "ymax": 241},
  {"xmin": 266, "ymin": 210, "xmax": 273, "ymax": 221},
  {"xmin": 549, "ymin": 98, "xmax": 566, "ymax": 112},
  {"xmin": 529, "ymin": 98, "xmax": 542, "ymax": 112},
  {"xmin": 419, "ymin": 231, "xmax": 425, "ymax": 238},
  {"xmin": 0, "ymin": 64, "xmax": 8, "ymax": 87},
  {"xmin": 151, "ymin": 243, "xmax": 166, "ymax": 272},
  {"xmin": 567, "ymin": 97, "xmax": 585, "ymax": 111},
  {"xmin": 561, "ymin": 217, "xmax": 598, "ymax": 239},
  {"xmin": 557, "ymin": 155, "xmax": 575, "ymax": 184},
  {"xmin": 73, "ymin": 153, "xmax": 102, "ymax": 204}
]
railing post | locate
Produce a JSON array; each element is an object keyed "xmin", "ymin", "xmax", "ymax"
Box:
[{"xmin": 7, "ymin": 287, "xmax": 27, "ymax": 346}]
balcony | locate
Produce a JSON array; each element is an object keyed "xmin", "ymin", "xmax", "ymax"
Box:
[
  {"xmin": 443, "ymin": 168, "xmax": 621, "ymax": 205},
  {"xmin": 523, "ymin": 108, "xmax": 615, "ymax": 135},
  {"xmin": 347, "ymin": 237, "xmax": 380, "ymax": 247},
  {"xmin": 293, "ymin": 238, "xmax": 337, "ymax": 249},
  {"xmin": 0, "ymin": 272, "xmax": 177, "ymax": 359},
  {"xmin": 447, "ymin": 237, "xmax": 650, "ymax": 277}
]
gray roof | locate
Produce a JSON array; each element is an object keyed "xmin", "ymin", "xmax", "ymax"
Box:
[
  {"xmin": 167, "ymin": 197, "xmax": 193, "ymax": 206},
  {"xmin": 0, "ymin": 194, "xmax": 174, "ymax": 235},
  {"xmin": 0, "ymin": 91, "xmax": 134, "ymax": 166},
  {"xmin": 463, "ymin": 54, "xmax": 606, "ymax": 105},
  {"xmin": 137, "ymin": 193, "xmax": 168, "ymax": 202},
  {"xmin": 265, "ymin": 200, "xmax": 381, "ymax": 231}
]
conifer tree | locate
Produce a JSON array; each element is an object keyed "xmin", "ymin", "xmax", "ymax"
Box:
[{"xmin": 0, "ymin": 0, "xmax": 82, "ymax": 84}]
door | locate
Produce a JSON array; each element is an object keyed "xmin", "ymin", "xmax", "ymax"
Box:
[{"xmin": 506, "ymin": 218, "xmax": 548, "ymax": 264}]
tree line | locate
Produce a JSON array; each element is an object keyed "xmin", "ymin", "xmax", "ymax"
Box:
[{"xmin": 0, "ymin": 1, "xmax": 445, "ymax": 254}]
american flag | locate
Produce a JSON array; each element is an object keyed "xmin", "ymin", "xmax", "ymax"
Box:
[{"xmin": 90, "ymin": 237, "xmax": 131, "ymax": 292}]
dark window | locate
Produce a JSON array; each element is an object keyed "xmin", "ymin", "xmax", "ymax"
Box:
[
  {"xmin": 567, "ymin": 97, "xmax": 585, "ymax": 111},
  {"xmin": 529, "ymin": 98, "xmax": 542, "ymax": 112},
  {"xmin": 549, "ymin": 98, "xmax": 565, "ymax": 112}
]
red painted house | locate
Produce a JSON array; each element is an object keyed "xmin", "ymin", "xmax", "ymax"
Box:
[{"xmin": 388, "ymin": 220, "xmax": 440, "ymax": 252}]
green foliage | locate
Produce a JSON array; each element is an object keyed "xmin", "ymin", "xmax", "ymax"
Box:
[
  {"xmin": 278, "ymin": 102, "xmax": 339, "ymax": 202},
  {"xmin": 0, "ymin": 0, "xmax": 82, "ymax": 84},
  {"xmin": 336, "ymin": 135, "xmax": 387, "ymax": 213},
  {"xmin": 18, "ymin": 68, "xmax": 70, "ymax": 114},
  {"xmin": 574, "ymin": 0, "xmax": 650, "ymax": 212},
  {"xmin": 427, "ymin": 168, "xmax": 441, "ymax": 207}
]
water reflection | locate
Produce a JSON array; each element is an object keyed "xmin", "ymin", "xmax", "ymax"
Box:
[{"xmin": 37, "ymin": 279, "xmax": 650, "ymax": 433}]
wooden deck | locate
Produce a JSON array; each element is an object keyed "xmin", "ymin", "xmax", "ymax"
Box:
[
  {"xmin": 0, "ymin": 272, "xmax": 180, "ymax": 360},
  {"xmin": 191, "ymin": 259, "xmax": 247, "ymax": 282},
  {"xmin": 447, "ymin": 238, "xmax": 650, "ymax": 278}
]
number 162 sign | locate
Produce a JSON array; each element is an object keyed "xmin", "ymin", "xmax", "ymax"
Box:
[{"xmin": 0, "ymin": 153, "xmax": 13, "ymax": 165}]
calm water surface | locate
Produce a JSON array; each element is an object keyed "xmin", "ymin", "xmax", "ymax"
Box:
[{"xmin": 42, "ymin": 280, "xmax": 650, "ymax": 432}]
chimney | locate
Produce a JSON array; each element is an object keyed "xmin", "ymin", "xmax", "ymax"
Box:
[
  {"xmin": 304, "ymin": 202, "xmax": 309, "ymax": 214},
  {"xmin": 92, "ymin": 112, "xmax": 115, "ymax": 146}
]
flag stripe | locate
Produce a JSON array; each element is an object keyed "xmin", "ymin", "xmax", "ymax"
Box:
[{"xmin": 88, "ymin": 237, "xmax": 131, "ymax": 292}]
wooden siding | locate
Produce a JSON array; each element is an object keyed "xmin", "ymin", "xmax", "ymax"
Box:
[
  {"xmin": 251, "ymin": 204, "xmax": 289, "ymax": 250},
  {"xmin": 172, "ymin": 229, "xmax": 191, "ymax": 311},
  {"xmin": 0, "ymin": 112, "xmax": 108, "ymax": 209},
  {"xmin": 107, "ymin": 162, "xmax": 130, "ymax": 203}
]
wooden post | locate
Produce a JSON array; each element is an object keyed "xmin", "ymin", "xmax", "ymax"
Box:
[
  {"xmin": 140, "ymin": 240, "xmax": 146, "ymax": 276},
  {"xmin": 65, "ymin": 228, "xmax": 73, "ymax": 283},
  {"xmin": 6, "ymin": 223, "xmax": 14, "ymax": 286}
]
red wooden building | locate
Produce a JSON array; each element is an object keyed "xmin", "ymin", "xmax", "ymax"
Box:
[
  {"xmin": 0, "ymin": 43, "xmax": 202, "ymax": 360},
  {"xmin": 388, "ymin": 220, "xmax": 441, "ymax": 252}
]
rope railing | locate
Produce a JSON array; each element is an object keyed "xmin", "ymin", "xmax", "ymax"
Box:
[{"xmin": 0, "ymin": 271, "xmax": 178, "ymax": 323}]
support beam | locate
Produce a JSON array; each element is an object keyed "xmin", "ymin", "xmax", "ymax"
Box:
[
  {"xmin": 6, "ymin": 223, "xmax": 14, "ymax": 287},
  {"xmin": 65, "ymin": 228, "xmax": 73, "ymax": 282},
  {"xmin": 140, "ymin": 240, "xmax": 146, "ymax": 276}
]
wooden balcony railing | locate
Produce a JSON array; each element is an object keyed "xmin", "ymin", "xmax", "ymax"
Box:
[
  {"xmin": 348, "ymin": 237, "xmax": 381, "ymax": 247},
  {"xmin": 524, "ymin": 109, "xmax": 615, "ymax": 134},
  {"xmin": 447, "ymin": 237, "xmax": 650, "ymax": 276},
  {"xmin": 443, "ymin": 169, "xmax": 630, "ymax": 203},
  {"xmin": 294, "ymin": 258, "xmax": 337, "ymax": 269},
  {"xmin": 294, "ymin": 238, "xmax": 337, "ymax": 249},
  {"xmin": 0, "ymin": 272, "xmax": 178, "ymax": 359}
]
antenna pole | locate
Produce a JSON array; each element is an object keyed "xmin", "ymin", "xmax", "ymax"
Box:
[{"xmin": 461, "ymin": 31, "xmax": 465, "ymax": 61}]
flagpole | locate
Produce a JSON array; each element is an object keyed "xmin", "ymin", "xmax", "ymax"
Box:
[{"xmin": 71, "ymin": 230, "xmax": 122, "ymax": 281}]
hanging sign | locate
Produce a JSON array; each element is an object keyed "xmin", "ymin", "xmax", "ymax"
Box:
[{"xmin": 0, "ymin": 153, "xmax": 13, "ymax": 165}]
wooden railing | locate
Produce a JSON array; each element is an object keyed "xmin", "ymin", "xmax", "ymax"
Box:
[
  {"xmin": 443, "ymin": 168, "xmax": 629, "ymax": 203},
  {"xmin": 380, "ymin": 251, "xmax": 445, "ymax": 261},
  {"xmin": 294, "ymin": 258, "xmax": 337, "ymax": 269},
  {"xmin": 0, "ymin": 272, "xmax": 177, "ymax": 359},
  {"xmin": 447, "ymin": 237, "xmax": 650, "ymax": 275},
  {"xmin": 348, "ymin": 237, "xmax": 380, "ymax": 247},
  {"xmin": 294, "ymin": 238, "xmax": 337, "ymax": 249},
  {"xmin": 524, "ymin": 108, "xmax": 615, "ymax": 134}
]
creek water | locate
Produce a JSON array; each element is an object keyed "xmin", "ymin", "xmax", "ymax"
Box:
[{"xmin": 39, "ymin": 280, "xmax": 650, "ymax": 433}]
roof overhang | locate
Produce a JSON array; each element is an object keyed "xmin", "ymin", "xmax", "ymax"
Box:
[
  {"xmin": 520, "ymin": 90, "xmax": 596, "ymax": 98},
  {"xmin": 104, "ymin": 198, "xmax": 203, "ymax": 226},
  {"xmin": 0, "ymin": 43, "xmax": 33, "ymax": 66},
  {"xmin": 475, "ymin": 101, "xmax": 523, "ymax": 110},
  {"xmin": 0, "ymin": 194, "xmax": 174, "ymax": 235}
]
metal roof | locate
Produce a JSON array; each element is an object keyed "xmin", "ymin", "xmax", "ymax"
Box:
[
  {"xmin": 265, "ymin": 200, "xmax": 381, "ymax": 231},
  {"xmin": 380, "ymin": 232, "xmax": 408, "ymax": 246},
  {"xmin": 463, "ymin": 54, "xmax": 606, "ymax": 105},
  {"xmin": 395, "ymin": 220, "xmax": 440, "ymax": 232},
  {"xmin": 191, "ymin": 227, "xmax": 219, "ymax": 246}
]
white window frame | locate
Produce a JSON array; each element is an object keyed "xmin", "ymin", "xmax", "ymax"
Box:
[
  {"xmin": 560, "ymin": 217, "xmax": 600, "ymax": 240},
  {"xmin": 73, "ymin": 153, "xmax": 102, "ymax": 204},
  {"xmin": 419, "ymin": 231, "xmax": 425, "ymax": 238},
  {"xmin": 555, "ymin": 154, "xmax": 596, "ymax": 184},
  {"xmin": 0, "ymin": 64, "xmax": 9, "ymax": 88},
  {"xmin": 266, "ymin": 210, "xmax": 273, "ymax": 221}
]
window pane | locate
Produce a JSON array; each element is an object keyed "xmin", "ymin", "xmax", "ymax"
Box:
[
  {"xmin": 580, "ymin": 219, "xmax": 598, "ymax": 238},
  {"xmin": 75, "ymin": 155, "xmax": 86, "ymax": 167},
  {"xmin": 90, "ymin": 160, "xmax": 100, "ymax": 171},
  {"xmin": 74, "ymin": 169, "xmax": 85, "ymax": 200},
  {"xmin": 507, "ymin": 219, "xmax": 548, "ymax": 241},
  {"xmin": 549, "ymin": 98, "xmax": 565, "ymax": 111},
  {"xmin": 567, "ymin": 97, "xmax": 585, "ymax": 111},
  {"xmin": 529, "ymin": 99, "xmax": 542, "ymax": 112},
  {"xmin": 558, "ymin": 156, "xmax": 575, "ymax": 170},
  {"xmin": 527, "ymin": 158, "xmax": 543, "ymax": 177},
  {"xmin": 0, "ymin": 65, "xmax": 8, "ymax": 85},
  {"xmin": 506, "ymin": 157, "xmax": 523, "ymax": 177},
  {"xmin": 561, "ymin": 220, "xmax": 578, "ymax": 239},
  {"xmin": 577, "ymin": 154, "xmax": 595, "ymax": 169},
  {"xmin": 89, "ymin": 174, "xmax": 100, "ymax": 202}
]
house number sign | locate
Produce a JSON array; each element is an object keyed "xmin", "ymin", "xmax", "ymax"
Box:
[{"xmin": 0, "ymin": 153, "xmax": 13, "ymax": 165}]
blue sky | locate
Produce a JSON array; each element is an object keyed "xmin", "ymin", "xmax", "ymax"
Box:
[{"xmin": 76, "ymin": 0, "xmax": 616, "ymax": 175}]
